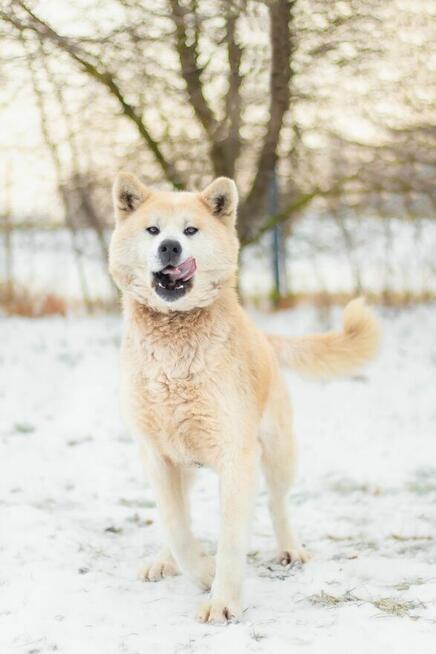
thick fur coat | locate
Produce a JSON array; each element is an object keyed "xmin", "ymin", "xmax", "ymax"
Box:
[{"xmin": 109, "ymin": 173, "xmax": 380, "ymax": 623}]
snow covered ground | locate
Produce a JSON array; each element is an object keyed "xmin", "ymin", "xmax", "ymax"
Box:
[{"xmin": 1, "ymin": 304, "xmax": 435, "ymax": 653}]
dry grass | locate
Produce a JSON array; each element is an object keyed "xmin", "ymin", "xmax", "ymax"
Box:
[
  {"xmin": 391, "ymin": 534, "xmax": 433, "ymax": 542},
  {"xmin": 308, "ymin": 590, "xmax": 425, "ymax": 619},
  {"xmin": 2, "ymin": 282, "xmax": 435, "ymax": 318},
  {"xmin": 272, "ymin": 290, "xmax": 436, "ymax": 310},
  {"xmin": 0, "ymin": 283, "xmax": 119, "ymax": 317},
  {"xmin": 392, "ymin": 578, "xmax": 428, "ymax": 591},
  {"xmin": 308, "ymin": 590, "xmax": 360, "ymax": 607},
  {"xmin": 1, "ymin": 284, "xmax": 67, "ymax": 317},
  {"xmin": 372, "ymin": 597, "xmax": 424, "ymax": 617}
]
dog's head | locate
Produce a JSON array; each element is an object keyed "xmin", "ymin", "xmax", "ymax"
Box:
[{"xmin": 109, "ymin": 173, "xmax": 240, "ymax": 312}]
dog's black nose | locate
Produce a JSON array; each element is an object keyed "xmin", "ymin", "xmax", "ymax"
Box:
[{"xmin": 158, "ymin": 239, "xmax": 182, "ymax": 266}]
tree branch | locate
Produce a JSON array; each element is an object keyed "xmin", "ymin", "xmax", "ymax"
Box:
[
  {"xmin": 239, "ymin": 0, "xmax": 293, "ymax": 241},
  {"xmin": 2, "ymin": 1, "xmax": 184, "ymax": 188},
  {"xmin": 241, "ymin": 191, "xmax": 317, "ymax": 247},
  {"xmin": 241, "ymin": 175, "xmax": 360, "ymax": 247},
  {"xmin": 169, "ymin": 0, "xmax": 231, "ymax": 176},
  {"xmin": 220, "ymin": 5, "xmax": 243, "ymax": 178},
  {"xmin": 169, "ymin": 0, "xmax": 217, "ymax": 132}
]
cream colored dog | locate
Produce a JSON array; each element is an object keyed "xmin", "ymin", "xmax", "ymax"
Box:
[{"xmin": 109, "ymin": 172, "xmax": 380, "ymax": 623}]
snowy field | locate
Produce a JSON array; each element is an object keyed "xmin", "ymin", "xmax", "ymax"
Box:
[{"xmin": 1, "ymin": 304, "xmax": 436, "ymax": 653}]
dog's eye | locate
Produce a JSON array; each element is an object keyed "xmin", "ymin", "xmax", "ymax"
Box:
[
  {"xmin": 146, "ymin": 226, "xmax": 160, "ymax": 235},
  {"xmin": 184, "ymin": 226, "xmax": 198, "ymax": 236}
]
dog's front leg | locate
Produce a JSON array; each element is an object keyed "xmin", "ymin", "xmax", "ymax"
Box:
[
  {"xmin": 197, "ymin": 448, "xmax": 258, "ymax": 623},
  {"xmin": 145, "ymin": 452, "xmax": 214, "ymax": 590}
]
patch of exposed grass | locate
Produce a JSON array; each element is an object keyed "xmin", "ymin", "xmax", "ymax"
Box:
[
  {"xmin": 258, "ymin": 557, "xmax": 305, "ymax": 580},
  {"xmin": 327, "ymin": 477, "xmax": 380, "ymax": 496},
  {"xmin": 14, "ymin": 422, "xmax": 35, "ymax": 434},
  {"xmin": 407, "ymin": 481, "xmax": 436, "ymax": 495},
  {"xmin": 67, "ymin": 436, "xmax": 93, "ymax": 447},
  {"xmin": 261, "ymin": 290, "xmax": 436, "ymax": 310},
  {"xmin": 407, "ymin": 467, "xmax": 436, "ymax": 494},
  {"xmin": 125, "ymin": 512, "xmax": 153, "ymax": 527},
  {"xmin": 308, "ymin": 590, "xmax": 359, "ymax": 607},
  {"xmin": 391, "ymin": 534, "xmax": 433, "ymax": 542},
  {"xmin": 395, "ymin": 542, "xmax": 433, "ymax": 556},
  {"xmin": 372, "ymin": 597, "xmax": 424, "ymax": 617},
  {"xmin": 356, "ymin": 539, "xmax": 380, "ymax": 552},
  {"xmin": 0, "ymin": 280, "xmax": 120, "ymax": 316},
  {"xmin": 326, "ymin": 534, "xmax": 354, "ymax": 542},
  {"xmin": 308, "ymin": 589, "xmax": 426, "ymax": 619},
  {"xmin": 104, "ymin": 525, "xmax": 123, "ymax": 534},
  {"xmin": 247, "ymin": 550, "xmax": 261, "ymax": 561},
  {"xmin": 328, "ymin": 533, "xmax": 379, "ymax": 554},
  {"xmin": 250, "ymin": 630, "xmax": 266, "ymax": 642},
  {"xmin": 119, "ymin": 497, "xmax": 156, "ymax": 508},
  {"xmin": 392, "ymin": 578, "xmax": 428, "ymax": 591}
]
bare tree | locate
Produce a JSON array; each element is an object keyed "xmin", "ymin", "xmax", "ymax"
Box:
[
  {"xmin": 0, "ymin": 0, "xmax": 384, "ymax": 241},
  {"xmin": 23, "ymin": 32, "xmax": 94, "ymax": 311},
  {"xmin": 1, "ymin": 0, "xmax": 434, "ymax": 293}
]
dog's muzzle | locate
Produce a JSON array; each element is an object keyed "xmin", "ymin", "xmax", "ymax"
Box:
[{"xmin": 152, "ymin": 256, "xmax": 197, "ymax": 302}]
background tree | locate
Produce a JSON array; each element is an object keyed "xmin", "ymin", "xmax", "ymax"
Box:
[{"xmin": 0, "ymin": 0, "xmax": 435, "ymax": 308}]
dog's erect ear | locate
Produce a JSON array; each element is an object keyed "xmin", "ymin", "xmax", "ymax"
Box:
[
  {"xmin": 113, "ymin": 172, "xmax": 150, "ymax": 221},
  {"xmin": 200, "ymin": 177, "xmax": 238, "ymax": 222}
]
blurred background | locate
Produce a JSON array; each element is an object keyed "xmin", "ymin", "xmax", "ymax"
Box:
[{"xmin": 0, "ymin": 0, "xmax": 435, "ymax": 314}]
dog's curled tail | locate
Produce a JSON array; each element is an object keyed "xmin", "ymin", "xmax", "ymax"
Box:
[{"xmin": 268, "ymin": 298, "xmax": 380, "ymax": 379}]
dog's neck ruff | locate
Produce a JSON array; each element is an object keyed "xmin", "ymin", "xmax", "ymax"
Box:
[
  {"xmin": 124, "ymin": 288, "xmax": 237, "ymax": 345},
  {"xmin": 129, "ymin": 298, "xmax": 208, "ymax": 332}
]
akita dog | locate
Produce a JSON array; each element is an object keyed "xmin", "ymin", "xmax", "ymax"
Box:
[{"xmin": 109, "ymin": 172, "xmax": 380, "ymax": 623}]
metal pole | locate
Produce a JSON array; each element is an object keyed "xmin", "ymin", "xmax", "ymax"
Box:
[{"xmin": 268, "ymin": 169, "xmax": 286, "ymax": 306}]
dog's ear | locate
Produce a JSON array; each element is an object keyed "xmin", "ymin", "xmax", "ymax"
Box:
[
  {"xmin": 200, "ymin": 177, "xmax": 238, "ymax": 223},
  {"xmin": 113, "ymin": 172, "xmax": 150, "ymax": 221}
]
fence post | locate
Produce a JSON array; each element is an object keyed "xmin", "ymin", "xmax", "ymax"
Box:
[{"xmin": 269, "ymin": 169, "xmax": 287, "ymax": 306}]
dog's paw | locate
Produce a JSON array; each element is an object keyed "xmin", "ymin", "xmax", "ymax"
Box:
[
  {"xmin": 190, "ymin": 554, "xmax": 215, "ymax": 591},
  {"xmin": 277, "ymin": 548, "xmax": 311, "ymax": 565},
  {"xmin": 197, "ymin": 598, "xmax": 241, "ymax": 624},
  {"xmin": 138, "ymin": 552, "xmax": 179, "ymax": 582}
]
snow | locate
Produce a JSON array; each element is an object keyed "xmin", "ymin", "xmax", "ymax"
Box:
[{"xmin": 1, "ymin": 304, "xmax": 435, "ymax": 653}]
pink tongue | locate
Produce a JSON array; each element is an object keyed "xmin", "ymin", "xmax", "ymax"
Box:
[{"xmin": 164, "ymin": 256, "xmax": 197, "ymax": 282}]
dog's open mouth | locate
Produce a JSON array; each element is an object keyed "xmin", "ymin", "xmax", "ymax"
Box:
[{"xmin": 152, "ymin": 256, "xmax": 197, "ymax": 302}]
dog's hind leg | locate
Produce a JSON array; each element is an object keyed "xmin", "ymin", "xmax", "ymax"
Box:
[{"xmin": 260, "ymin": 382, "xmax": 311, "ymax": 565}]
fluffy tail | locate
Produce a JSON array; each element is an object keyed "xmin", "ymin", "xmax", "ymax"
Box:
[{"xmin": 268, "ymin": 298, "xmax": 380, "ymax": 379}]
